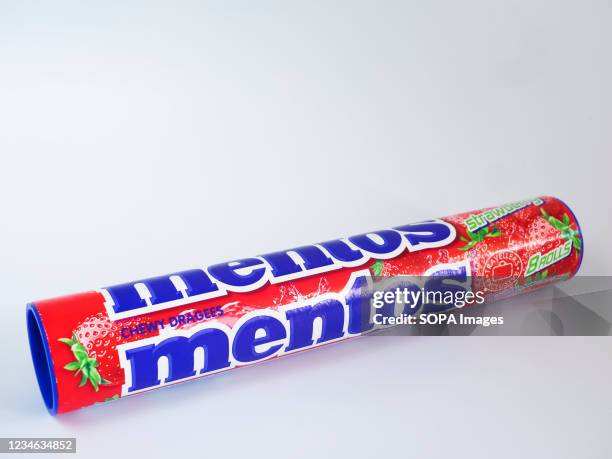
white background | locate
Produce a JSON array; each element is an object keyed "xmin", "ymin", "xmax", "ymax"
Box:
[{"xmin": 1, "ymin": 1, "xmax": 611, "ymax": 458}]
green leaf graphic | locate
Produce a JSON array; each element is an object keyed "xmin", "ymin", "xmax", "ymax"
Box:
[
  {"xmin": 540, "ymin": 208, "xmax": 582, "ymax": 255},
  {"xmin": 64, "ymin": 362, "xmax": 80, "ymax": 371},
  {"xmin": 458, "ymin": 224, "xmax": 502, "ymax": 250},
  {"xmin": 59, "ymin": 334, "xmax": 108, "ymax": 392},
  {"xmin": 370, "ymin": 260, "xmax": 384, "ymax": 276}
]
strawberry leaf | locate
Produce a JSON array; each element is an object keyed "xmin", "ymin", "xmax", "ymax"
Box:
[
  {"xmin": 73, "ymin": 350, "xmax": 88, "ymax": 362},
  {"xmin": 476, "ymin": 228, "xmax": 488, "ymax": 238},
  {"xmin": 71, "ymin": 342, "xmax": 87, "ymax": 353},
  {"xmin": 549, "ymin": 218, "xmax": 565, "ymax": 231},
  {"xmin": 370, "ymin": 260, "xmax": 384, "ymax": 276},
  {"xmin": 563, "ymin": 213, "xmax": 570, "ymax": 225},
  {"xmin": 573, "ymin": 236, "xmax": 582, "ymax": 251},
  {"xmin": 60, "ymin": 333, "xmax": 109, "ymax": 392},
  {"xmin": 64, "ymin": 361, "xmax": 80, "ymax": 371},
  {"xmin": 90, "ymin": 367, "xmax": 102, "ymax": 385},
  {"xmin": 458, "ymin": 240, "xmax": 477, "ymax": 251},
  {"xmin": 488, "ymin": 225, "xmax": 502, "ymax": 237}
]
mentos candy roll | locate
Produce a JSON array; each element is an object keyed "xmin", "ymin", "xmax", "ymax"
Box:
[{"xmin": 27, "ymin": 196, "xmax": 583, "ymax": 414}]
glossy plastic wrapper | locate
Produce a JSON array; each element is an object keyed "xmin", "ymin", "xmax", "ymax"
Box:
[{"xmin": 27, "ymin": 196, "xmax": 583, "ymax": 414}]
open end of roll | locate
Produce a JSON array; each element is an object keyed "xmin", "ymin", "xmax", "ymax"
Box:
[{"xmin": 26, "ymin": 304, "xmax": 58, "ymax": 415}]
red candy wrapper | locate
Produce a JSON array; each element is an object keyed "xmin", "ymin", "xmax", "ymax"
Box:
[{"xmin": 27, "ymin": 196, "xmax": 583, "ymax": 414}]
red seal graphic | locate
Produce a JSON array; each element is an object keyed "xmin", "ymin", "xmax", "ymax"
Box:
[{"xmin": 483, "ymin": 250, "xmax": 523, "ymax": 291}]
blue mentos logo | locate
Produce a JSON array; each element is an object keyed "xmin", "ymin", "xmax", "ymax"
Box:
[
  {"xmin": 118, "ymin": 262, "xmax": 470, "ymax": 395},
  {"xmin": 100, "ymin": 220, "xmax": 456, "ymax": 319}
]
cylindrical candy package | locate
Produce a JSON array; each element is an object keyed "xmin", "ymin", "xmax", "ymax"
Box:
[{"xmin": 27, "ymin": 196, "xmax": 583, "ymax": 414}]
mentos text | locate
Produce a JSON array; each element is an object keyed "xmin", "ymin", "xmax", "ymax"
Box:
[
  {"xmin": 101, "ymin": 220, "xmax": 456, "ymax": 319},
  {"xmin": 118, "ymin": 261, "xmax": 470, "ymax": 395}
]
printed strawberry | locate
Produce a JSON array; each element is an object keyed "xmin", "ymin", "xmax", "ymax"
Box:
[
  {"xmin": 59, "ymin": 313, "xmax": 147, "ymax": 389},
  {"xmin": 525, "ymin": 212, "xmax": 565, "ymax": 256},
  {"xmin": 509, "ymin": 206, "xmax": 582, "ymax": 289}
]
